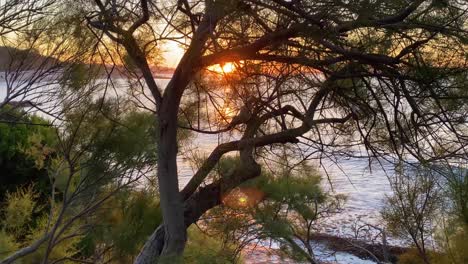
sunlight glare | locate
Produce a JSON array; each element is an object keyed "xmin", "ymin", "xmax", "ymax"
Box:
[
  {"xmin": 221, "ymin": 105, "xmax": 236, "ymax": 119},
  {"xmin": 208, "ymin": 62, "xmax": 236, "ymax": 73},
  {"xmin": 222, "ymin": 62, "xmax": 235, "ymax": 73},
  {"xmin": 222, "ymin": 187, "xmax": 265, "ymax": 209},
  {"xmin": 238, "ymin": 196, "xmax": 248, "ymax": 205}
]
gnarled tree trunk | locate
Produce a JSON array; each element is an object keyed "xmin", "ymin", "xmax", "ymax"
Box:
[
  {"xmin": 155, "ymin": 108, "xmax": 186, "ymax": 262},
  {"xmin": 135, "ymin": 119, "xmax": 262, "ymax": 263}
]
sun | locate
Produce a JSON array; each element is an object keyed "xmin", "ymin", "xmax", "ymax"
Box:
[
  {"xmin": 238, "ymin": 196, "xmax": 248, "ymax": 205},
  {"xmin": 208, "ymin": 62, "xmax": 236, "ymax": 73},
  {"xmin": 221, "ymin": 62, "xmax": 235, "ymax": 73}
]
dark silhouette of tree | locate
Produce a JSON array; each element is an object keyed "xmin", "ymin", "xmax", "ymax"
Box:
[{"xmin": 82, "ymin": 0, "xmax": 467, "ymax": 262}]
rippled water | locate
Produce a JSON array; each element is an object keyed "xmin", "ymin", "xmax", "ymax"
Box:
[
  {"xmin": 1, "ymin": 76, "xmax": 395, "ymax": 241},
  {"xmin": 178, "ymin": 132, "xmax": 395, "ymax": 237},
  {"xmin": 317, "ymin": 157, "xmax": 394, "ymax": 240}
]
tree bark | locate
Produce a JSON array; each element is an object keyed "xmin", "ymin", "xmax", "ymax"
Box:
[
  {"xmin": 132, "ymin": 9, "xmax": 224, "ymax": 262},
  {"xmin": 135, "ymin": 130, "xmax": 261, "ymax": 264},
  {"xmin": 156, "ymin": 109, "xmax": 187, "ymax": 262}
]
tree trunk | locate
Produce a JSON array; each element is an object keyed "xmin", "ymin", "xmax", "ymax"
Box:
[
  {"xmin": 129, "ymin": 9, "xmax": 223, "ymax": 263},
  {"xmin": 135, "ymin": 129, "xmax": 261, "ymax": 263},
  {"xmin": 158, "ymin": 111, "xmax": 186, "ymax": 260},
  {"xmin": 134, "ymin": 225, "xmax": 165, "ymax": 264}
]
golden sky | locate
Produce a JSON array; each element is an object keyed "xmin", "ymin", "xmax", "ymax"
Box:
[
  {"xmin": 161, "ymin": 41, "xmax": 184, "ymax": 68},
  {"xmin": 160, "ymin": 41, "xmax": 237, "ymax": 73}
]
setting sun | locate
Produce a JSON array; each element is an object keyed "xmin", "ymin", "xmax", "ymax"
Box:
[
  {"xmin": 208, "ymin": 62, "xmax": 236, "ymax": 73},
  {"xmin": 222, "ymin": 62, "xmax": 235, "ymax": 73}
]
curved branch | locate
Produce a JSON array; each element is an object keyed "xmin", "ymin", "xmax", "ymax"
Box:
[
  {"xmin": 1, "ymin": 233, "xmax": 51, "ymax": 264},
  {"xmin": 198, "ymin": 23, "xmax": 306, "ymax": 67},
  {"xmin": 128, "ymin": 0, "xmax": 150, "ymax": 33}
]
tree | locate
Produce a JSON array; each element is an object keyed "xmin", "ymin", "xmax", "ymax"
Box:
[
  {"xmin": 77, "ymin": 0, "xmax": 468, "ymax": 262},
  {"xmin": 433, "ymin": 163, "xmax": 468, "ymax": 264},
  {"xmin": 0, "ymin": 0, "xmax": 466, "ymax": 262},
  {"xmin": 198, "ymin": 160, "xmax": 346, "ymax": 264},
  {"xmin": 382, "ymin": 165, "xmax": 443, "ymax": 263},
  {"xmin": 0, "ymin": 1, "xmax": 53, "ymax": 36},
  {"xmin": 0, "ymin": 0, "xmax": 99, "ymax": 124},
  {"xmin": 0, "ymin": 97, "xmax": 161, "ymax": 264}
]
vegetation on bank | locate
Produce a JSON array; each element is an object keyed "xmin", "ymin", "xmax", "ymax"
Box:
[
  {"xmin": 1, "ymin": 109, "xmax": 467, "ymax": 263},
  {"xmin": 382, "ymin": 165, "xmax": 468, "ymax": 264}
]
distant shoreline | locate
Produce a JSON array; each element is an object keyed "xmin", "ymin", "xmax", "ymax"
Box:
[{"xmin": 0, "ymin": 69, "xmax": 174, "ymax": 80}]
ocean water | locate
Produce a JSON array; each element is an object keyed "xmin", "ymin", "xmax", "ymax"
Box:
[
  {"xmin": 178, "ymin": 132, "xmax": 395, "ymax": 238},
  {"xmin": 1, "ymin": 76, "xmax": 395, "ymax": 241}
]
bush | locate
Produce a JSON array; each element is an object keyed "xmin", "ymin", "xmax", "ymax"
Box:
[
  {"xmin": 0, "ymin": 108, "xmax": 56, "ymax": 203},
  {"xmin": 184, "ymin": 226, "xmax": 241, "ymax": 264},
  {"xmin": 77, "ymin": 188, "xmax": 162, "ymax": 262},
  {"xmin": 0, "ymin": 186, "xmax": 80, "ymax": 263},
  {"xmin": 433, "ymin": 225, "xmax": 468, "ymax": 264},
  {"xmin": 3, "ymin": 185, "xmax": 39, "ymax": 233},
  {"xmin": 0, "ymin": 230, "xmax": 18, "ymax": 260},
  {"xmin": 381, "ymin": 166, "xmax": 442, "ymax": 263}
]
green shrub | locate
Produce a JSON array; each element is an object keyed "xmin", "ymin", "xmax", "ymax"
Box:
[
  {"xmin": 184, "ymin": 226, "xmax": 241, "ymax": 264},
  {"xmin": 433, "ymin": 225, "xmax": 468, "ymax": 264},
  {"xmin": 0, "ymin": 230, "xmax": 18, "ymax": 259},
  {"xmin": 3, "ymin": 185, "xmax": 39, "ymax": 233},
  {"xmin": 0, "ymin": 185, "xmax": 80, "ymax": 263}
]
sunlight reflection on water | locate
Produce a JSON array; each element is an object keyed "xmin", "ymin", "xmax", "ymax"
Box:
[
  {"xmin": 178, "ymin": 131, "xmax": 395, "ymax": 241},
  {"xmin": 1, "ymin": 77, "xmax": 395, "ymax": 241}
]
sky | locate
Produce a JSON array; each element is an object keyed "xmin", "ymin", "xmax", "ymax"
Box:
[{"xmin": 161, "ymin": 41, "xmax": 184, "ymax": 68}]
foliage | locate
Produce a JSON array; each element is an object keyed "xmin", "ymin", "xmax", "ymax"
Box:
[
  {"xmin": 183, "ymin": 226, "xmax": 241, "ymax": 264},
  {"xmin": 381, "ymin": 164, "xmax": 468, "ymax": 264},
  {"xmin": 382, "ymin": 165, "xmax": 443, "ymax": 263},
  {"xmin": 252, "ymin": 168, "xmax": 345, "ymax": 262},
  {"xmin": 199, "ymin": 159, "xmax": 345, "ymax": 263},
  {"xmin": 23, "ymin": 210, "xmax": 81, "ymax": 263},
  {"xmin": 0, "ymin": 102, "xmax": 167, "ymax": 263},
  {"xmin": 434, "ymin": 225, "xmax": 468, "ymax": 264},
  {"xmin": 3, "ymin": 185, "xmax": 40, "ymax": 234},
  {"xmin": 0, "ymin": 230, "xmax": 18, "ymax": 260},
  {"xmin": 447, "ymin": 167, "xmax": 468, "ymax": 225},
  {"xmin": 79, "ymin": 188, "xmax": 162, "ymax": 263},
  {"xmin": 0, "ymin": 185, "xmax": 80, "ymax": 263},
  {"xmin": 0, "ymin": 107, "xmax": 56, "ymax": 202},
  {"xmin": 397, "ymin": 248, "xmax": 433, "ymax": 264},
  {"xmin": 47, "ymin": 100, "xmax": 166, "ymax": 263},
  {"xmin": 52, "ymin": 98, "xmax": 160, "ymax": 200},
  {"xmin": 59, "ymin": 62, "xmax": 98, "ymax": 91},
  {"xmin": 432, "ymin": 166, "xmax": 468, "ymax": 264}
]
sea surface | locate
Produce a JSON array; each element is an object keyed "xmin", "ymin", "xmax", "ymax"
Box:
[
  {"xmin": 177, "ymin": 132, "xmax": 395, "ymax": 238},
  {"xmin": 0, "ymin": 75, "xmax": 395, "ymax": 233},
  {"xmin": 1, "ymin": 75, "xmax": 395, "ymax": 263}
]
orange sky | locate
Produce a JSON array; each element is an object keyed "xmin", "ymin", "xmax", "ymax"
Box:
[{"xmin": 161, "ymin": 41, "xmax": 238, "ymax": 73}]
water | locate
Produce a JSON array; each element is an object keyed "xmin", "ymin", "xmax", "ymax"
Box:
[
  {"xmin": 178, "ymin": 133, "xmax": 395, "ymax": 237},
  {"xmin": 1, "ymin": 76, "xmax": 396, "ymax": 260},
  {"xmin": 1, "ymin": 75, "xmax": 394, "ymax": 227},
  {"xmin": 319, "ymin": 157, "xmax": 393, "ymax": 229}
]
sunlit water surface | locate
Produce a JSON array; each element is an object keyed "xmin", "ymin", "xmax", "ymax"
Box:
[
  {"xmin": 0, "ymin": 76, "xmax": 395, "ymax": 233},
  {"xmin": 1, "ymin": 76, "xmax": 397, "ymax": 262}
]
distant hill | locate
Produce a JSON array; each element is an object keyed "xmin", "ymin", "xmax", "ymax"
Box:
[
  {"xmin": 0, "ymin": 46, "xmax": 60, "ymax": 71},
  {"xmin": 0, "ymin": 46, "xmax": 174, "ymax": 78}
]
